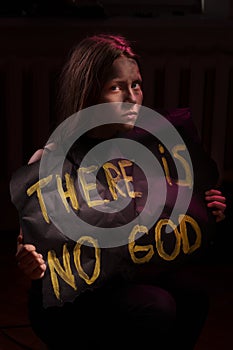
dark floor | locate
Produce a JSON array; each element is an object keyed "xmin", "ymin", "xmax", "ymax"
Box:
[{"xmin": 1, "ymin": 232, "xmax": 233, "ymax": 350}]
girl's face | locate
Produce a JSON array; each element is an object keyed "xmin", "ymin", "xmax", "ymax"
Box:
[
  {"xmin": 89, "ymin": 55, "xmax": 143, "ymax": 139},
  {"xmin": 99, "ymin": 55, "xmax": 143, "ymax": 105}
]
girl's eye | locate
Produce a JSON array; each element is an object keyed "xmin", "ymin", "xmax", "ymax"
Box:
[
  {"xmin": 132, "ymin": 82, "xmax": 141, "ymax": 89},
  {"xmin": 110, "ymin": 86, "xmax": 120, "ymax": 91}
]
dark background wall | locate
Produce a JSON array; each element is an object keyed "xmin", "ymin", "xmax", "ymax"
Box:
[{"xmin": 1, "ymin": 1, "xmax": 233, "ymax": 234}]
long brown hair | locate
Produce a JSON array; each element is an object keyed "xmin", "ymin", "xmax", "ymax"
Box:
[{"xmin": 57, "ymin": 33, "xmax": 139, "ymax": 121}]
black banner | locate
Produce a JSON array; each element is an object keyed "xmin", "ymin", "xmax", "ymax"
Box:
[{"xmin": 10, "ymin": 108, "xmax": 219, "ymax": 307}]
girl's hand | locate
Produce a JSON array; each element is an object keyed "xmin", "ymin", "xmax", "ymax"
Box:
[
  {"xmin": 16, "ymin": 232, "xmax": 46, "ymax": 280},
  {"xmin": 205, "ymin": 189, "xmax": 226, "ymax": 223}
]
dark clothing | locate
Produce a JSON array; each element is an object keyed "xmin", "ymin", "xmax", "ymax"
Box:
[{"xmin": 29, "ymin": 265, "xmax": 209, "ymax": 349}]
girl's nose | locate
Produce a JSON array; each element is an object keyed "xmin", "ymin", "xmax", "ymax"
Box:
[{"xmin": 124, "ymin": 88, "xmax": 137, "ymax": 104}]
